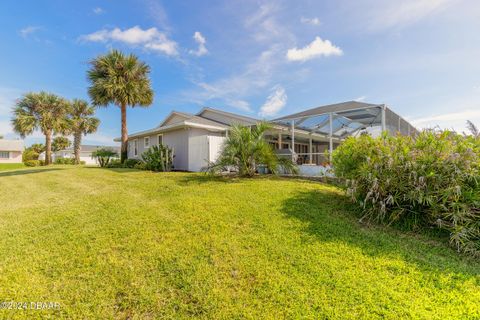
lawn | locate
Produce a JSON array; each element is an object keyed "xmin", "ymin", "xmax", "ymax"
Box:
[
  {"xmin": 0, "ymin": 166, "xmax": 479, "ymax": 319},
  {"xmin": 0, "ymin": 163, "xmax": 25, "ymax": 171}
]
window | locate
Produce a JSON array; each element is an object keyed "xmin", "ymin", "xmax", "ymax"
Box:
[
  {"xmin": 157, "ymin": 134, "xmax": 163, "ymax": 146},
  {"xmin": 134, "ymin": 140, "xmax": 138, "ymax": 156},
  {"xmin": 144, "ymin": 137, "xmax": 150, "ymax": 148},
  {"xmin": 0, "ymin": 151, "xmax": 9, "ymax": 159}
]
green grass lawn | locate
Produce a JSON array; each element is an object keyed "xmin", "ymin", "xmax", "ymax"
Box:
[
  {"xmin": 0, "ymin": 166, "xmax": 479, "ymax": 319},
  {"xmin": 0, "ymin": 163, "xmax": 25, "ymax": 171}
]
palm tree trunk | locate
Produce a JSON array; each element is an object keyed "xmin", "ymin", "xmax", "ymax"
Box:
[
  {"xmin": 74, "ymin": 131, "xmax": 82, "ymax": 165},
  {"xmin": 120, "ymin": 103, "xmax": 128, "ymax": 163},
  {"xmin": 45, "ymin": 130, "xmax": 52, "ymax": 165}
]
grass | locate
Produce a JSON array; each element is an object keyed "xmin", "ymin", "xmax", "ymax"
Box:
[
  {"xmin": 0, "ymin": 163, "xmax": 25, "ymax": 171},
  {"xmin": 0, "ymin": 166, "xmax": 479, "ymax": 319}
]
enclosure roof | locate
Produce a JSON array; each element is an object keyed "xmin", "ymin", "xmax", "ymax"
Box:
[
  {"xmin": 273, "ymin": 101, "xmax": 416, "ymax": 138},
  {"xmin": 273, "ymin": 101, "xmax": 383, "ymax": 121}
]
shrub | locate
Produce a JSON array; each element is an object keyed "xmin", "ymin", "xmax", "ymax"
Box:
[
  {"xmin": 105, "ymin": 159, "xmax": 123, "ymax": 168},
  {"xmin": 23, "ymin": 149, "xmax": 39, "ymax": 162},
  {"xmin": 24, "ymin": 160, "xmax": 40, "ymax": 167},
  {"xmin": 333, "ymin": 130, "xmax": 480, "ymax": 256},
  {"xmin": 124, "ymin": 158, "xmax": 142, "ymax": 168},
  {"xmin": 141, "ymin": 145, "xmax": 174, "ymax": 172},
  {"xmin": 91, "ymin": 148, "xmax": 118, "ymax": 167},
  {"xmin": 54, "ymin": 158, "xmax": 76, "ymax": 165},
  {"xmin": 133, "ymin": 162, "xmax": 147, "ymax": 170}
]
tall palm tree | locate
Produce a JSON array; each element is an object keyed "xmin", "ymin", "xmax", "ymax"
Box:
[
  {"xmin": 12, "ymin": 92, "xmax": 69, "ymax": 165},
  {"xmin": 87, "ymin": 50, "xmax": 153, "ymax": 163},
  {"xmin": 207, "ymin": 122, "xmax": 298, "ymax": 177},
  {"xmin": 68, "ymin": 99, "xmax": 100, "ymax": 164}
]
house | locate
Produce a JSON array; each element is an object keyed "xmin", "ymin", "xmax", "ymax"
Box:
[
  {"xmin": 121, "ymin": 101, "xmax": 416, "ymax": 173},
  {"xmin": 0, "ymin": 139, "xmax": 24, "ymax": 163},
  {"xmin": 39, "ymin": 145, "xmax": 120, "ymax": 165}
]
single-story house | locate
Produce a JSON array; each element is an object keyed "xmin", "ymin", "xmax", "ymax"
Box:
[
  {"xmin": 40, "ymin": 145, "xmax": 120, "ymax": 165},
  {"xmin": 120, "ymin": 101, "xmax": 416, "ymax": 173},
  {"xmin": 0, "ymin": 139, "xmax": 24, "ymax": 163}
]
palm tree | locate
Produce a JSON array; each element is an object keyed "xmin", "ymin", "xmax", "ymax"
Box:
[
  {"xmin": 12, "ymin": 92, "xmax": 69, "ymax": 165},
  {"xmin": 67, "ymin": 99, "xmax": 100, "ymax": 164},
  {"xmin": 207, "ymin": 122, "xmax": 298, "ymax": 177},
  {"xmin": 87, "ymin": 50, "xmax": 153, "ymax": 163}
]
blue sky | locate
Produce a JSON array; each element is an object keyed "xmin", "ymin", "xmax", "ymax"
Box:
[{"xmin": 1, "ymin": 0, "xmax": 480, "ymax": 145}]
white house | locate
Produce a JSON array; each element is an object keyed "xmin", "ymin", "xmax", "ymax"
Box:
[
  {"xmin": 121, "ymin": 102, "xmax": 416, "ymax": 174},
  {"xmin": 0, "ymin": 139, "xmax": 24, "ymax": 163},
  {"xmin": 40, "ymin": 145, "xmax": 120, "ymax": 165}
]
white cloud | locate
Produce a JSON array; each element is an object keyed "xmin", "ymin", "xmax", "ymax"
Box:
[
  {"xmin": 245, "ymin": 3, "xmax": 295, "ymax": 44},
  {"xmin": 189, "ymin": 31, "xmax": 208, "ymax": 56},
  {"xmin": 365, "ymin": 0, "xmax": 455, "ymax": 31},
  {"xmin": 355, "ymin": 96, "xmax": 367, "ymax": 102},
  {"xmin": 19, "ymin": 26, "xmax": 41, "ymax": 38},
  {"xmin": 259, "ymin": 85, "xmax": 287, "ymax": 117},
  {"xmin": 301, "ymin": 17, "xmax": 321, "ymax": 26},
  {"xmin": 80, "ymin": 26, "xmax": 178, "ymax": 56},
  {"xmin": 93, "ymin": 7, "xmax": 104, "ymax": 15},
  {"xmin": 410, "ymin": 109, "xmax": 480, "ymax": 132},
  {"xmin": 287, "ymin": 36, "xmax": 343, "ymax": 62}
]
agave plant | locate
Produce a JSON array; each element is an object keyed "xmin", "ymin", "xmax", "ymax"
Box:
[{"xmin": 207, "ymin": 122, "xmax": 298, "ymax": 177}]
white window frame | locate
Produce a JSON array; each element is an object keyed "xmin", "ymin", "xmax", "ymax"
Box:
[
  {"xmin": 134, "ymin": 139, "xmax": 138, "ymax": 156},
  {"xmin": 0, "ymin": 151, "xmax": 9, "ymax": 159},
  {"xmin": 144, "ymin": 136, "xmax": 150, "ymax": 149},
  {"xmin": 157, "ymin": 134, "xmax": 163, "ymax": 146}
]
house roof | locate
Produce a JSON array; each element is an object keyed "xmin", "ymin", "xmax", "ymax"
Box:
[
  {"xmin": 61, "ymin": 145, "xmax": 120, "ymax": 153},
  {"xmin": 197, "ymin": 107, "xmax": 259, "ymax": 125},
  {"xmin": 119, "ymin": 112, "xmax": 229, "ymax": 140},
  {"xmin": 0, "ymin": 139, "xmax": 24, "ymax": 152}
]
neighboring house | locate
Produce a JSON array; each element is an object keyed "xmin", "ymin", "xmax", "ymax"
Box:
[
  {"xmin": 121, "ymin": 101, "xmax": 416, "ymax": 172},
  {"xmin": 0, "ymin": 139, "xmax": 24, "ymax": 163},
  {"xmin": 40, "ymin": 145, "xmax": 120, "ymax": 165}
]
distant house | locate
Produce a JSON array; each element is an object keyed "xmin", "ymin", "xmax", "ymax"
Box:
[
  {"xmin": 39, "ymin": 145, "xmax": 120, "ymax": 165},
  {"xmin": 121, "ymin": 102, "xmax": 416, "ymax": 174},
  {"xmin": 0, "ymin": 139, "xmax": 24, "ymax": 163}
]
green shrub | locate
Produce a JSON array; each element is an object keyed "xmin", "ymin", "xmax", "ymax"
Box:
[
  {"xmin": 141, "ymin": 145, "xmax": 174, "ymax": 172},
  {"xmin": 333, "ymin": 130, "xmax": 480, "ymax": 256},
  {"xmin": 80, "ymin": 161, "xmax": 86, "ymax": 165},
  {"xmin": 54, "ymin": 158, "xmax": 76, "ymax": 165},
  {"xmin": 124, "ymin": 158, "xmax": 142, "ymax": 168},
  {"xmin": 22, "ymin": 149, "xmax": 39, "ymax": 162},
  {"xmin": 133, "ymin": 162, "xmax": 147, "ymax": 170},
  {"xmin": 24, "ymin": 160, "xmax": 40, "ymax": 167},
  {"xmin": 105, "ymin": 159, "xmax": 123, "ymax": 168}
]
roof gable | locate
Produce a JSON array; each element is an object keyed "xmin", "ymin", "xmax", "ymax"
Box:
[
  {"xmin": 197, "ymin": 107, "xmax": 258, "ymax": 126},
  {"xmin": 158, "ymin": 111, "xmax": 193, "ymax": 127}
]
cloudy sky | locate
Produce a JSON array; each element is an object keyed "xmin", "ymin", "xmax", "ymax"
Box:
[{"xmin": 1, "ymin": 0, "xmax": 480, "ymax": 145}]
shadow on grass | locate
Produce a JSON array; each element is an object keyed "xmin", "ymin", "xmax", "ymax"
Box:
[
  {"xmin": 175, "ymin": 173, "xmax": 241, "ymax": 185},
  {"xmin": 280, "ymin": 189, "xmax": 480, "ymax": 275},
  {"xmin": 0, "ymin": 168, "xmax": 63, "ymax": 177}
]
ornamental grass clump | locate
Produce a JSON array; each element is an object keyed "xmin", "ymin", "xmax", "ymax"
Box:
[{"xmin": 333, "ymin": 129, "xmax": 480, "ymax": 256}]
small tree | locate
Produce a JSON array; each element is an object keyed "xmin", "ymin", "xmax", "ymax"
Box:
[
  {"xmin": 207, "ymin": 122, "xmax": 298, "ymax": 177},
  {"xmin": 52, "ymin": 136, "xmax": 71, "ymax": 152},
  {"xmin": 91, "ymin": 148, "xmax": 118, "ymax": 167}
]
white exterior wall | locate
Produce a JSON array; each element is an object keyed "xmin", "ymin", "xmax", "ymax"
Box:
[
  {"xmin": 0, "ymin": 151, "xmax": 23, "ymax": 163},
  {"xmin": 162, "ymin": 129, "xmax": 189, "ymax": 171},
  {"xmin": 127, "ymin": 128, "xmax": 225, "ymax": 172}
]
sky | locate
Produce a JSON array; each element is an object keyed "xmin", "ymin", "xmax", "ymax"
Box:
[{"xmin": 1, "ymin": 0, "xmax": 480, "ymax": 146}]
